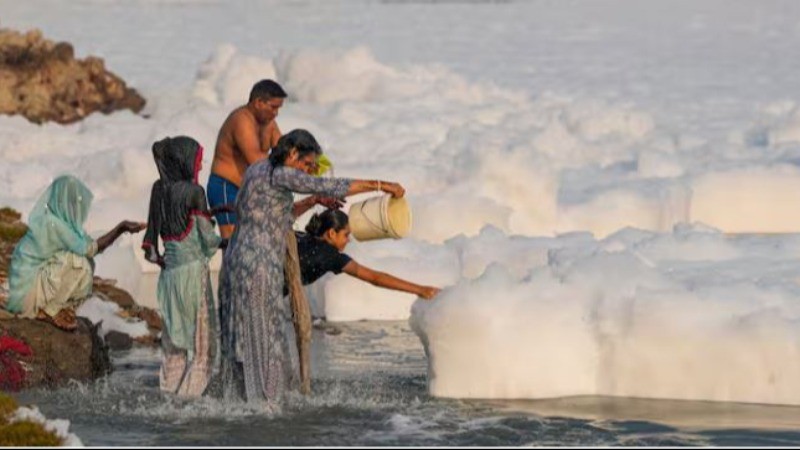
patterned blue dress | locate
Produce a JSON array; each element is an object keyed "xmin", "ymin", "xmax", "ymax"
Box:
[{"xmin": 218, "ymin": 160, "xmax": 350, "ymax": 403}]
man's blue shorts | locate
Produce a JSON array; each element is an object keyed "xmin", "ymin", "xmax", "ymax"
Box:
[{"xmin": 207, "ymin": 173, "xmax": 239, "ymax": 226}]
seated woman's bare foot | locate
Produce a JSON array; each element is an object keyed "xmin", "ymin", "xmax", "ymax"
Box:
[
  {"xmin": 36, "ymin": 309, "xmax": 78, "ymax": 332},
  {"xmin": 64, "ymin": 308, "xmax": 77, "ymax": 321},
  {"xmin": 54, "ymin": 309, "xmax": 78, "ymax": 331}
]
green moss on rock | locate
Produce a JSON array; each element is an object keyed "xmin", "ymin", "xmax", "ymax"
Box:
[{"xmin": 0, "ymin": 420, "xmax": 62, "ymax": 446}]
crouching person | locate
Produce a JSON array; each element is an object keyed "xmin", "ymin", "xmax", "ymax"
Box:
[{"xmin": 7, "ymin": 175, "xmax": 145, "ymax": 331}]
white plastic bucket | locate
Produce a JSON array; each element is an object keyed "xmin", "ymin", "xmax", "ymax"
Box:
[{"xmin": 349, "ymin": 195, "xmax": 412, "ymax": 241}]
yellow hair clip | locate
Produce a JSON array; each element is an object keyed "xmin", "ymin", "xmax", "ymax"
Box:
[{"xmin": 314, "ymin": 154, "xmax": 333, "ymax": 177}]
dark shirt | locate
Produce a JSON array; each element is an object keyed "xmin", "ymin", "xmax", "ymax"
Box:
[{"xmin": 283, "ymin": 232, "xmax": 352, "ymax": 295}]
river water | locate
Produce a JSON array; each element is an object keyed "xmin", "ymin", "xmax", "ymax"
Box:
[{"xmin": 12, "ymin": 321, "xmax": 800, "ymax": 446}]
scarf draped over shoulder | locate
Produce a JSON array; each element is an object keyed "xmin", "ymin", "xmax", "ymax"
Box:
[{"xmin": 142, "ymin": 136, "xmax": 210, "ymax": 264}]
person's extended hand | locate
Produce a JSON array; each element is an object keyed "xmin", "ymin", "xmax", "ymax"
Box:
[
  {"xmin": 315, "ymin": 196, "xmax": 344, "ymax": 209},
  {"xmin": 120, "ymin": 221, "xmax": 147, "ymax": 234},
  {"xmin": 382, "ymin": 182, "xmax": 405, "ymax": 198},
  {"xmin": 418, "ymin": 286, "xmax": 440, "ymax": 300}
]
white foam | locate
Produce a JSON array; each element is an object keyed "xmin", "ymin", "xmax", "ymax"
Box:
[
  {"xmin": 76, "ymin": 297, "xmax": 150, "ymax": 339},
  {"xmin": 323, "ymin": 238, "xmax": 459, "ymax": 321},
  {"xmin": 690, "ymin": 166, "xmax": 800, "ymax": 233},
  {"xmin": 411, "ymin": 226, "xmax": 800, "ymax": 405},
  {"xmin": 193, "ymin": 45, "xmax": 278, "ymax": 108},
  {"xmin": 0, "ymin": 44, "xmax": 794, "ymax": 245},
  {"xmin": 2, "ymin": 11, "xmax": 800, "ymax": 328},
  {"xmin": 3, "ymin": 44, "xmax": 800, "ymax": 323},
  {"xmin": 3, "ymin": 0, "xmax": 800, "ymax": 409},
  {"xmin": 11, "ymin": 406, "xmax": 83, "ymax": 446}
]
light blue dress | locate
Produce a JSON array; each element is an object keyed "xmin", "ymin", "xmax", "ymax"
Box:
[
  {"xmin": 7, "ymin": 175, "xmax": 96, "ymax": 318},
  {"xmin": 157, "ymin": 213, "xmax": 221, "ymax": 397}
]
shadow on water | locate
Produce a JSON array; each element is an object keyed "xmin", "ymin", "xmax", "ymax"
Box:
[
  {"xmin": 11, "ymin": 322, "xmax": 800, "ymax": 446},
  {"xmin": 492, "ymin": 396, "xmax": 800, "ymax": 431}
]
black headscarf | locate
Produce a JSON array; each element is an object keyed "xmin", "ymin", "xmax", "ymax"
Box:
[{"xmin": 142, "ymin": 136, "xmax": 210, "ymax": 264}]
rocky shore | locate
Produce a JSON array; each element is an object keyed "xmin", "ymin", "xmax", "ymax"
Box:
[
  {"xmin": 0, "ymin": 28, "xmax": 145, "ymax": 124},
  {"xmin": 0, "ymin": 207, "xmax": 160, "ymax": 390}
]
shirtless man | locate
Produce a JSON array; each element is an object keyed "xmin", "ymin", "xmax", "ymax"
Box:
[{"xmin": 207, "ymin": 79, "xmax": 286, "ymax": 238}]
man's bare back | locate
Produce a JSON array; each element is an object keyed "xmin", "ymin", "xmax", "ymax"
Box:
[
  {"xmin": 210, "ymin": 106, "xmax": 282, "ymax": 187},
  {"xmin": 207, "ymin": 79, "xmax": 286, "ymax": 238}
]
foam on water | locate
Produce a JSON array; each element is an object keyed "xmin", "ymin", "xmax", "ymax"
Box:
[
  {"xmin": 13, "ymin": 322, "xmax": 800, "ymax": 445},
  {"xmin": 4, "ymin": 1, "xmax": 800, "ymax": 409},
  {"xmin": 0, "ymin": 44, "xmax": 786, "ymax": 326},
  {"xmin": 411, "ymin": 225, "xmax": 800, "ymax": 405},
  {"xmin": 76, "ymin": 297, "xmax": 150, "ymax": 339},
  {"xmin": 10, "ymin": 406, "xmax": 83, "ymax": 446},
  {"xmin": 5, "ymin": 44, "xmax": 800, "ymax": 241}
]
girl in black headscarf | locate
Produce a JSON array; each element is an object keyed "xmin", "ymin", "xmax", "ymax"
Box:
[{"xmin": 142, "ymin": 136, "xmax": 224, "ymax": 398}]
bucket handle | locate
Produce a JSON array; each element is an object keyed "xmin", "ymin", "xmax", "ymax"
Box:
[{"xmin": 356, "ymin": 197, "xmax": 389, "ymax": 236}]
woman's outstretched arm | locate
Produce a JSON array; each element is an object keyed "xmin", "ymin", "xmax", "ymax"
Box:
[
  {"xmin": 292, "ymin": 196, "xmax": 345, "ymax": 218},
  {"xmin": 272, "ymin": 166, "xmax": 406, "ymax": 199},
  {"xmin": 342, "ymin": 260, "xmax": 440, "ymax": 300},
  {"xmin": 345, "ymin": 180, "xmax": 405, "ymax": 198},
  {"xmin": 96, "ymin": 221, "xmax": 146, "ymax": 254}
]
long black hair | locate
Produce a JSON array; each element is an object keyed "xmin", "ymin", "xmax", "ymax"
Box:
[
  {"xmin": 268, "ymin": 129, "xmax": 324, "ymax": 181},
  {"xmin": 305, "ymin": 208, "xmax": 349, "ymax": 238}
]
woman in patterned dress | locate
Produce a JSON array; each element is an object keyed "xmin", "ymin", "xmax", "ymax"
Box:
[{"xmin": 218, "ymin": 129, "xmax": 405, "ymax": 404}]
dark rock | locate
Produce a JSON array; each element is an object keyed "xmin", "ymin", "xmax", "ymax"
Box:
[
  {"xmin": 0, "ymin": 317, "xmax": 111, "ymax": 388},
  {"xmin": 103, "ymin": 330, "xmax": 132, "ymax": 351},
  {"xmin": 0, "ymin": 208, "xmax": 26, "ymax": 296},
  {"xmin": 131, "ymin": 306, "xmax": 162, "ymax": 332},
  {"xmin": 132, "ymin": 333, "xmax": 159, "ymax": 347},
  {"xmin": 0, "ymin": 208, "xmax": 21, "ymax": 224},
  {"xmin": 0, "ymin": 205, "xmax": 156, "ymax": 382},
  {"xmin": 92, "ymin": 277, "xmax": 135, "ymax": 309},
  {"xmin": 313, "ymin": 320, "xmax": 342, "ymax": 336},
  {"xmin": 86, "ymin": 320, "xmax": 111, "ymax": 380}
]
